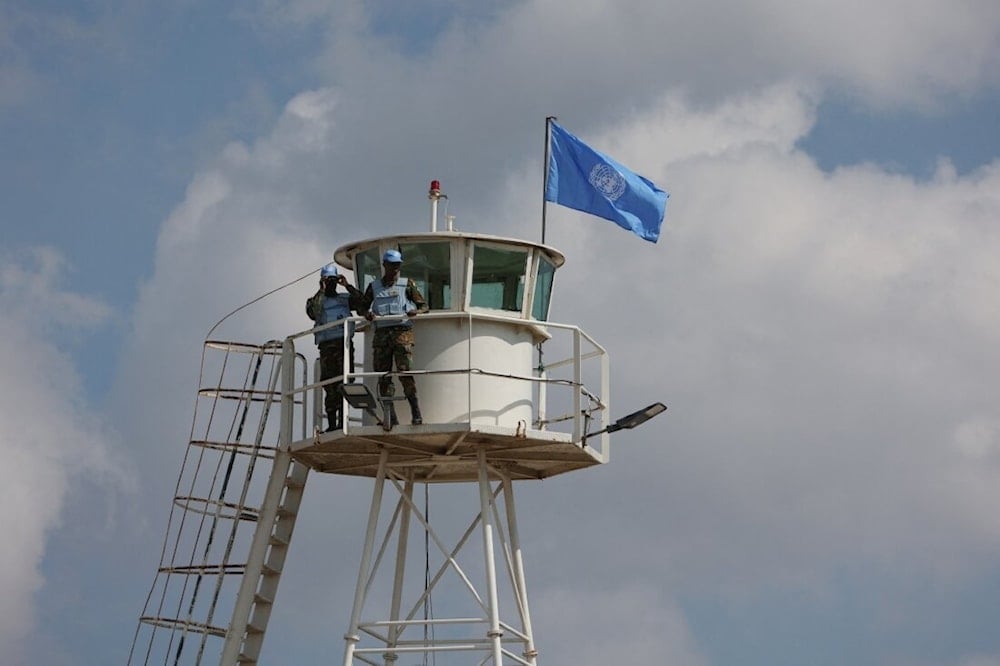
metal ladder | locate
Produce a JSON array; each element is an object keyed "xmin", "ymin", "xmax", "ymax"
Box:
[
  {"xmin": 221, "ymin": 453, "xmax": 310, "ymax": 664},
  {"xmin": 128, "ymin": 340, "xmax": 308, "ymax": 665}
]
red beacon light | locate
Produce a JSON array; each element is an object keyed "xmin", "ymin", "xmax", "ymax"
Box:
[{"xmin": 428, "ymin": 180, "xmax": 446, "ymax": 230}]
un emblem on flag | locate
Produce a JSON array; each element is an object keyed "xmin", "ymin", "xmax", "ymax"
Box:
[{"xmin": 588, "ymin": 164, "xmax": 627, "ymax": 201}]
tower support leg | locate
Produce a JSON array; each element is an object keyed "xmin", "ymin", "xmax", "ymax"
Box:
[
  {"xmin": 385, "ymin": 479, "xmax": 414, "ymax": 664},
  {"xmin": 341, "ymin": 451, "xmax": 540, "ymax": 665},
  {"xmin": 503, "ymin": 477, "xmax": 538, "ymax": 665},
  {"xmin": 343, "ymin": 448, "xmax": 391, "ymax": 666},
  {"xmin": 478, "ymin": 448, "xmax": 505, "ymax": 664}
]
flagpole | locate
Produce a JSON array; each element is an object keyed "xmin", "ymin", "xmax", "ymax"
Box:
[
  {"xmin": 537, "ymin": 116, "xmax": 556, "ymax": 422},
  {"xmin": 541, "ymin": 116, "xmax": 555, "ymax": 245}
]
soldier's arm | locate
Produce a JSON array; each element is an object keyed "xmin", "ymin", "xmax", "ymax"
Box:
[
  {"xmin": 406, "ymin": 279, "xmax": 429, "ymax": 313},
  {"xmin": 359, "ymin": 283, "xmax": 374, "ymax": 318},
  {"xmin": 345, "ymin": 283, "xmax": 366, "ymax": 311},
  {"xmin": 306, "ymin": 290, "xmax": 324, "ymax": 320}
]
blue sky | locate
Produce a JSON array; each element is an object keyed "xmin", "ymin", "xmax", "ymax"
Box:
[{"xmin": 2, "ymin": 1, "xmax": 1000, "ymax": 665}]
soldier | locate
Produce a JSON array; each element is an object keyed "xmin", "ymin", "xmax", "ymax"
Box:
[
  {"xmin": 361, "ymin": 249, "xmax": 428, "ymax": 426},
  {"xmin": 306, "ymin": 262, "xmax": 365, "ymax": 432}
]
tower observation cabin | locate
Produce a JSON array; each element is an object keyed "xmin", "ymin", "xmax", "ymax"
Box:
[
  {"xmin": 128, "ymin": 181, "xmax": 656, "ymax": 666},
  {"xmin": 298, "ymin": 226, "xmax": 610, "ymax": 478}
]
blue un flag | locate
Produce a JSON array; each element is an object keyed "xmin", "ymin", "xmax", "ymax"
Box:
[{"xmin": 545, "ymin": 121, "xmax": 669, "ymax": 243}]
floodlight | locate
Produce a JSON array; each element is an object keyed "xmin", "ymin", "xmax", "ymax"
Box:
[
  {"xmin": 340, "ymin": 383, "xmax": 380, "ymax": 411},
  {"xmin": 339, "ymin": 384, "xmax": 393, "ymax": 429},
  {"xmin": 584, "ymin": 402, "xmax": 667, "ymax": 444},
  {"xmin": 605, "ymin": 402, "xmax": 667, "ymax": 433}
]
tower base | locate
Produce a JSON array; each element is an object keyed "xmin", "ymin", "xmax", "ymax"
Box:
[{"xmin": 341, "ymin": 447, "xmax": 540, "ymax": 665}]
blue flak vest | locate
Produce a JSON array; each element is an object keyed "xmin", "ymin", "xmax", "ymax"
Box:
[
  {"xmin": 314, "ymin": 294, "xmax": 353, "ymax": 344},
  {"xmin": 371, "ymin": 278, "xmax": 415, "ymax": 329}
]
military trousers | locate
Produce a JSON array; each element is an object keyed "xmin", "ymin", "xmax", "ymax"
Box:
[
  {"xmin": 371, "ymin": 326, "xmax": 417, "ymax": 399},
  {"xmin": 318, "ymin": 338, "xmax": 355, "ymax": 416}
]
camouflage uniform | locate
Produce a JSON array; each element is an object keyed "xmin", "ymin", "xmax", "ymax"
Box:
[
  {"xmin": 307, "ymin": 286, "xmax": 363, "ymax": 430},
  {"xmin": 362, "ymin": 277, "xmax": 428, "ymax": 402},
  {"xmin": 371, "ymin": 327, "xmax": 417, "ymax": 399},
  {"xmin": 318, "ymin": 338, "xmax": 355, "ymax": 421}
]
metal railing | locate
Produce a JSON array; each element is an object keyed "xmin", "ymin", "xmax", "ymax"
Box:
[
  {"xmin": 285, "ymin": 310, "xmax": 612, "ymax": 456},
  {"xmin": 129, "ymin": 340, "xmax": 308, "ymax": 666}
]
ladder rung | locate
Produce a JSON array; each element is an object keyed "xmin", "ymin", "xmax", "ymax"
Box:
[{"xmin": 253, "ymin": 591, "xmax": 274, "ymax": 605}]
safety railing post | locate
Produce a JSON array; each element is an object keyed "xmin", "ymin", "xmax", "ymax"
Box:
[{"xmin": 572, "ymin": 328, "xmax": 582, "ymax": 443}]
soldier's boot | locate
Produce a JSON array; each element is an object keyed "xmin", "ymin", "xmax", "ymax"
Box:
[
  {"xmin": 407, "ymin": 397, "xmax": 423, "ymax": 425},
  {"xmin": 386, "ymin": 402, "xmax": 399, "ymax": 428},
  {"xmin": 325, "ymin": 410, "xmax": 341, "ymax": 432}
]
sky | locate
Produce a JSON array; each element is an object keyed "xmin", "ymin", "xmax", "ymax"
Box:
[{"xmin": 2, "ymin": 0, "xmax": 1000, "ymax": 664}]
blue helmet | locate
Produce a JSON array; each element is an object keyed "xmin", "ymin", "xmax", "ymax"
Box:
[
  {"xmin": 383, "ymin": 249, "xmax": 403, "ymax": 263},
  {"xmin": 320, "ymin": 262, "xmax": 339, "ymax": 277}
]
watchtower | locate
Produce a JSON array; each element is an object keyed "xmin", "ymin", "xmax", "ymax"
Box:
[{"xmin": 130, "ymin": 183, "xmax": 662, "ymax": 665}]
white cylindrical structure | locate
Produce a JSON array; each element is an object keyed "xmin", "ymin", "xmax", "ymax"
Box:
[
  {"xmin": 417, "ymin": 317, "xmax": 535, "ymax": 425},
  {"xmin": 337, "ymin": 232, "xmax": 565, "ymax": 430}
]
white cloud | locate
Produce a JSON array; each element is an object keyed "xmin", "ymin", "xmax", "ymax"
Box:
[
  {"xmin": 0, "ymin": 248, "xmax": 124, "ymax": 661},
  {"xmin": 111, "ymin": 69, "xmax": 1000, "ymax": 663},
  {"xmin": 537, "ymin": 88, "xmax": 1000, "ymax": 594},
  {"xmin": 30, "ymin": 1, "xmax": 996, "ymax": 662},
  {"xmin": 745, "ymin": 0, "xmax": 1000, "ymax": 104},
  {"xmin": 296, "ymin": 0, "xmax": 1000, "ymax": 120},
  {"xmin": 109, "ymin": 90, "xmax": 346, "ymax": 498}
]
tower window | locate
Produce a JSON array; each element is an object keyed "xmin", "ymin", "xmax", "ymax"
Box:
[
  {"xmin": 398, "ymin": 241, "xmax": 452, "ymax": 310},
  {"xmin": 470, "ymin": 245, "xmax": 527, "ymax": 313},
  {"xmin": 532, "ymin": 255, "xmax": 555, "ymax": 321}
]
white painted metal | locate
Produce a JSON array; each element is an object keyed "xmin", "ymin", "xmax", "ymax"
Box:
[
  {"xmin": 346, "ymin": 310, "xmax": 609, "ymax": 453},
  {"xmin": 502, "ymin": 477, "xmax": 537, "ymax": 664},
  {"xmin": 415, "ymin": 318, "xmax": 536, "ymax": 426},
  {"xmin": 220, "ymin": 340, "xmax": 311, "ymax": 665},
  {"xmin": 343, "ymin": 448, "xmax": 391, "ymax": 666},
  {"xmin": 129, "ymin": 340, "xmax": 311, "ymax": 666},
  {"xmin": 337, "ymin": 452, "xmax": 541, "ymax": 665},
  {"xmin": 332, "ymin": 232, "xmax": 566, "ymax": 274},
  {"xmin": 572, "ymin": 328, "xmax": 582, "ymax": 443},
  {"xmin": 600, "ymin": 345, "xmax": 612, "ymax": 458},
  {"xmin": 387, "ymin": 480, "xmax": 414, "ymax": 655},
  {"xmin": 478, "ymin": 448, "xmax": 505, "ymax": 664}
]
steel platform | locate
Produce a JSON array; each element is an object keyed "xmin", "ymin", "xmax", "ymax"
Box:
[{"xmin": 289, "ymin": 422, "xmax": 604, "ymax": 482}]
